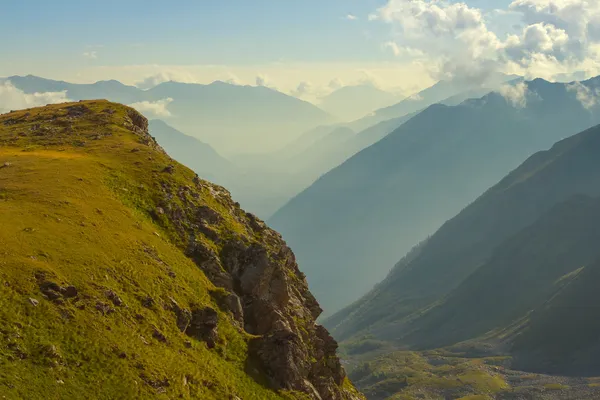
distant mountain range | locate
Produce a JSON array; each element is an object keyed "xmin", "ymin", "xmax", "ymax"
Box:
[
  {"xmin": 269, "ymin": 76, "xmax": 600, "ymax": 316},
  {"xmin": 345, "ymin": 73, "xmax": 520, "ymax": 133},
  {"xmin": 327, "ymin": 121, "xmax": 600, "ymax": 377},
  {"xmin": 148, "ymin": 119, "xmax": 236, "ymax": 186},
  {"xmin": 5, "ymin": 75, "xmax": 333, "ymax": 155}
]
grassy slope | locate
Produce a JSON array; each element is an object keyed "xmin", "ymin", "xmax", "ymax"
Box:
[{"xmin": 0, "ymin": 101, "xmax": 308, "ymax": 399}]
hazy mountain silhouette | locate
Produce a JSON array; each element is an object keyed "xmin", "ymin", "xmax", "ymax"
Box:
[
  {"xmin": 6, "ymin": 75, "xmax": 333, "ymax": 155},
  {"xmin": 270, "ymin": 76, "xmax": 600, "ymax": 316},
  {"xmin": 327, "ymin": 123, "xmax": 600, "ymax": 376},
  {"xmin": 318, "ymin": 84, "xmax": 402, "ymax": 122},
  {"xmin": 148, "ymin": 119, "xmax": 236, "ymax": 186},
  {"xmin": 346, "ymin": 73, "xmax": 520, "ymax": 133}
]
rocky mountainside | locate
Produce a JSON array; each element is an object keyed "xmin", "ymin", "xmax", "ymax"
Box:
[
  {"xmin": 0, "ymin": 101, "xmax": 363, "ymax": 400},
  {"xmin": 270, "ymin": 76, "xmax": 600, "ymax": 315},
  {"xmin": 327, "ymin": 122, "xmax": 600, "ymax": 374}
]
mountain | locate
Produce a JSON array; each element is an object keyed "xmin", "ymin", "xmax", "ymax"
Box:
[
  {"xmin": 318, "ymin": 85, "xmax": 401, "ymax": 122},
  {"xmin": 328, "ymin": 122, "xmax": 600, "ymax": 377},
  {"xmin": 269, "ymin": 76, "xmax": 600, "ymax": 316},
  {"xmin": 148, "ymin": 119, "xmax": 236, "ymax": 187},
  {"xmin": 346, "ymin": 73, "xmax": 520, "ymax": 133},
  {"xmin": 0, "ymin": 101, "xmax": 363, "ymax": 400},
  {"xmin": 6, "ymin": 74, "xmax": 141, "ymax": 104},
  {"xmin": 143, "ymin": 81, "xmax": 333, "ymax": 154},
  {"xmin": 5, "ymin": 76, "xmax": 333, "ymax": 155}
]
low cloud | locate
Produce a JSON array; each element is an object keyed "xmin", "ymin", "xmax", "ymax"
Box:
[
  {"xmin": 383, "ymin": 41, "xmax": 401, "ymax": 56},
  {"xmin": 498, "ymin": 81, "xmax": 530, "ymax": 108},
  {"xmin": 566, "ymin": 81, "xmax": 600, "ymax": 109},
  {"xmin": 135, "ymin": 71, "xmax": 198, "ymax": 89},
  {"xmin": 328, "ymin": 78, "xmax": 344, "ymax": 91},
  {"xmin": 290, "ymin": 81, "xmax": 315, "ymax": 98},
  {"xmin": 255, "ymin": 74, "xmax": 278, "ymax": 89},
  {"xmin": 128, "ymin": 98, "xmax": 174, "ymax": 117},
  {"xmin": 0, "ymin": 81, "xmax": 70, "ymax": 114},
  {"xmin": 83, "ymin": 51, "xmax": 98, "ymax": 59},
  {"xmin": 346, "ymin": 14, "xmax": 358, "ymax": 21}
]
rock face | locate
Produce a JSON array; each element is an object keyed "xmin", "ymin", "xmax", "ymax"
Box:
[
  {"xmin": 152, "ymin": 157, "xmax": 360, "ymax": 399},
  {"xmin": 118, "ymin": 104, "xmax": 362, "ymax": 399}
]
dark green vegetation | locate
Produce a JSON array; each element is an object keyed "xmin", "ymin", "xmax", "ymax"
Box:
[
  {"xmin": 0, "ymin": 101, "xmax": 363, "ymax": 400},
  {"xmin": 346, "ymin": 350, "xmax": 600, "ymax": 399},
  {"xmin": 270, "ymin": 76, "xmax": 600, "ymax": 315},
  {"xmin": 6, "ymin": 75, "xmax": 333, "ymax": 154}
]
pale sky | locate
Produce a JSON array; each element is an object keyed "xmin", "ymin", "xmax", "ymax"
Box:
[{"xmin": 2, "ymin": 0, "xmax": 600, "ymax": 98}]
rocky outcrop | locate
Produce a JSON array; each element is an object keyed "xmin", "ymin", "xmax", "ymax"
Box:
[{"xmin": 137, "ymin": 116, "xmax": 362, "ymax": 399}]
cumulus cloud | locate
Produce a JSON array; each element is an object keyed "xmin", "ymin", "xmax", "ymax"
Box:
[
  {"xmin": 346, "ymin": 14, "xmax": 358, "ymax": 21},
  {"xmin": 383, "ymin": 41, "xmax": 426, "ymax": 57},
  {"xmin": 383, "ymin": 41, "xmax": 401, "ymax": 56},
  {"xmin": 290, "ymin": 81, "xmax": 315, "ymax": 98},
  {"xmin": 407, "ymin": 93, "xmax": 424, "ymax": 101},
  {"xmin": 328, "ymin": 78, "xmax": 344, "ymax": 91},
  {"xmin": 566, "ymin": 81, "xmax": 600, "ymax": 109},
  {"xmin": 83, "ymin": 51, "xmax": 98, "ymax": 59},
  {"xmin": 372, "ymin": 0, "xmax": 600, "ymax": 84},
  {"xmin": 128, "ymin": 98, "xmax": 174, "ymax": 117},
  {"xmin": 135, "ymin": 71, "xmax": 198, "ymax": 89},
  {"xmin": 255, "ymin": 74, "xmax": 281, "ymax": 90},
  {"xmin": 498, "ymin": 81, "xmax": 530, "ymax": 108},
  {"xmin": 0, "ymin": 82, "xmax": 70, "ymax": 114}
]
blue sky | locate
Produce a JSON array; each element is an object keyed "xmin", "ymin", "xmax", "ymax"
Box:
[{"xmin": 1, "ymin": 0, "xmax": 598, "ymax": 97}]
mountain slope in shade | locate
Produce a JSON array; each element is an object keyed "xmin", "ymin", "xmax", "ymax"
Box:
[
  {"xmin": 511, "ymin": 253, "xmax": 600, "ymax": 376},
  {"xmin": 148, "ymin": 119, "xmax": 236, "ymax": 187},
  {"xmin": 6, "ymin": 76, "xmax": 333, "ymax": 155},
  {"xmin": 270, "ymin": 76, "xmax": 600, "ymax": 316},
  {"xmin": 326, "ymin": 122, "xmax": 600, "ymax": 352},
  {"xmin": 318, "ymin": 84, "xmax": 401, "ymax": 122},
  {"xmin": 0, "ymin": 101, "xmax": 363, "ymax": 400}
]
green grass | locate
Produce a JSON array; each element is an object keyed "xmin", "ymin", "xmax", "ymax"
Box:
[
  {"xmin": 0, "ymin": 101, "xmax": 315, "ymax": 399},
  {"xmin": 544, "ymin": 383, "xmax": 570, "ymax": 390},
  {"xmin": 348, "ymin": 350, "xmax": 509, "ymax": 399}
]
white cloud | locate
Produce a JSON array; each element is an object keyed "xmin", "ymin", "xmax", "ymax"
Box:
[
  {"xmin": 383, "ymin": 41, "xmax": 426, "ymax": 57},
  {"xmin": 135, "ymin": 71, "xmax": 198, "ymax": 89},
  {"xmin": 328, "ymin": 78, "xmax": 344, "ymax": 90},
  {"xmin": 383, "ymin": 41, "xmax": 401, "ymax": 56},
  {"xmin": 256, "ymin": 74, "xmax": 278, "ymax": 89},
  {"xmin": 0, "ymin": 81, "xmax": 70, "ymax": 114},
  {"xmin": 372, "ymin": 0, "xmax": 600, "ymax": 84},
  {"xmin": 128, "ymin": 98, "xmax": 174, "ymax": 117},
  {"xmin": 498, "ymin": 81, "xmax": 530, "ymax": 108},
  {"xmin": 346, "ymin": 14, "xmax": 358, "ymax": 21},
  {"xmin": 83, "ymin": 51, "xmax": 98, "ymax": 59},
  {"xmin": 290, "ymin": 81, "xmax": 315, "ymax": 98},
  {"xmin": 407, "ymin": 93, "xmax": 424, "ymax": 101},
  {"xmin": 566, "ymin": 80, "xmax": 600, "ymax": 109}
]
